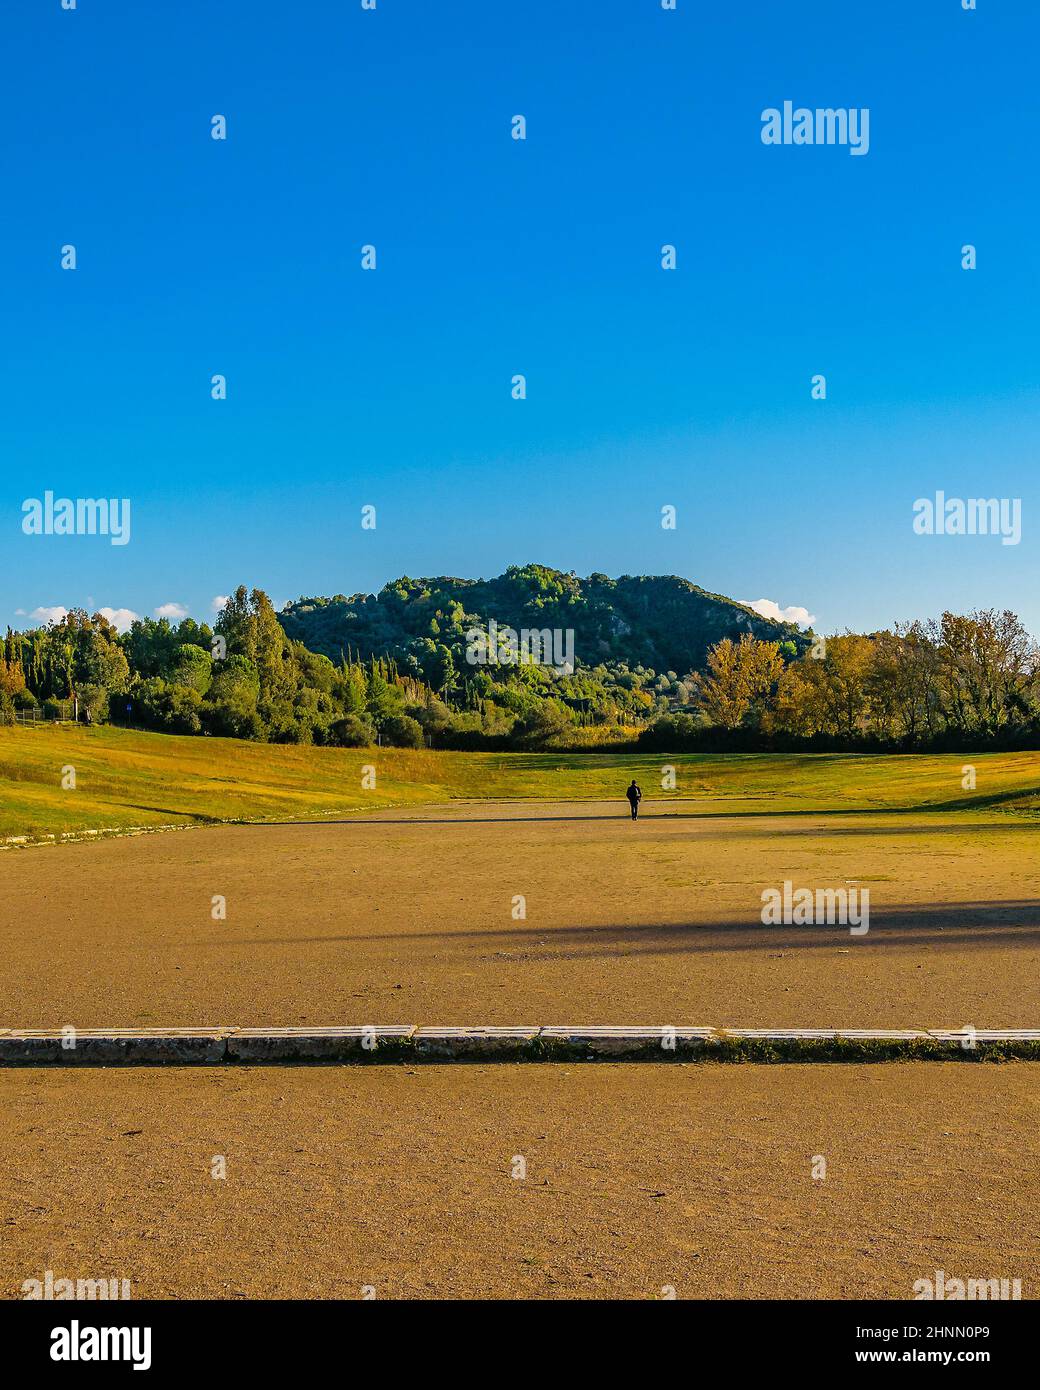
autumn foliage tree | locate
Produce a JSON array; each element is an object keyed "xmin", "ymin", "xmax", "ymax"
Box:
[
  {"xmin": 699, "ymin": 611, "xmax": 1039, "ymax": 747},
  {"xmin": 695, "ymin": 635, "xmax": 784, "ymax": 729}
]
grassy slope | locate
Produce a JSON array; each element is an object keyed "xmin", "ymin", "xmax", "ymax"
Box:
[{"xmin": 1, "ymin": 725, "xmax": 1038, "ymax": 842}]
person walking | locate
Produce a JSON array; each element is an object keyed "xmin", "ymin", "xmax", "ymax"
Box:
[{"xmin": 626, "ymin": 779, "xmax": 642, "ymax": 820}]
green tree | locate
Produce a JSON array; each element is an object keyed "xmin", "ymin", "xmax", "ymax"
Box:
[{"xmin": 171, "ymin": 644, "xmax": 213, "ymax": 695}]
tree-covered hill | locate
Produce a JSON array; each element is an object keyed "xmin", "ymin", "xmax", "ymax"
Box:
[
  {"xmin": 4, "ymin": 572, "xmax": 1036, "ymax": 753},
  {"xmin": 279, "ymin": 563, "xmax": 809, "ymax": 680}
]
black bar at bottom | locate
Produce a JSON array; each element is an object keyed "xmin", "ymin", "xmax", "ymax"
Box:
[{"xmin": 0, "ymin": 1299, "xmax": 1027, "ymax": 1373}]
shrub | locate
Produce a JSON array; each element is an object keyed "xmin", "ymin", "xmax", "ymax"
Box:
[
  {"xmin": 134, "ymin": 678, "xmax": 204, "ymax": 734},
  {"xmin": 637, "ymin": 713, "xmax": 700, "ymax": 751},
  {"xmin": 329, "ymin": 714, "xmax": 375, "ymax": 747},
  {"xmin": 381, "ymin": 714, "xmax": 425, "ymax": 749},
  {"xmin": 511, "ymin": 698, "xmax": 576, "ymax": 749}
]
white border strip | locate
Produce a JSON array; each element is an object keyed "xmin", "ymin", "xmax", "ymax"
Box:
[{"xmin": 0, "ymin": 1025, "xmax": 1037, "ymax": 1063}]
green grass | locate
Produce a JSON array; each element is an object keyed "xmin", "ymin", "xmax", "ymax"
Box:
[{"xmin": 1, "ymin": 724, "xmax": 1038, "ymax": 843}]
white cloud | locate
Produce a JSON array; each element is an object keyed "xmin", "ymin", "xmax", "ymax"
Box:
[
  {"xmin": 26, "ymin": 604, "xmax": 142, "ymax": 632},
  {"xmin": 210, "ymin": 595, "xmax": 229, "ymax": 614},
  {"xmin": 741, "ymin": 597, "xmax": 816, "ymax": 628},
  {"xmin": 31, "ymin": 605, "xmax": 69, "ymax": 625},
  {"xmin": 154, "ymin": 602, "xmax": 189, "ymax": 621},
  {"xmin": 96, "ymin": 606, "xmax": 140, "ymax": 633}
]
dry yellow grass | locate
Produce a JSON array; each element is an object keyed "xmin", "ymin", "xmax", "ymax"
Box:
[{"xmin": 2, "ymin": 724, "xmax": 1037, "ymax": 844}]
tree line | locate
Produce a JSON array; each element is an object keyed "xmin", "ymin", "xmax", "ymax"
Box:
[
  {"xmin": 640, "ymin": 610, "xmax": 1040, "ymax": 751},
  {"xmin": 1, "ymin": 583, "xmax": 705, "ymax": 748},
  {"xmin": 3, "ymin": 589, "xmax": 1037, "ymax": 752}
]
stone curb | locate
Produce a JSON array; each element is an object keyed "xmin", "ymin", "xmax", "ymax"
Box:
[{"xmin": 1, "ymin": 1026, "xmax": 1039, "ymax": 1064}]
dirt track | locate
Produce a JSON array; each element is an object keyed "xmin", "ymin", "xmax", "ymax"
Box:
[
  {"xmin": 3, "ymin": 802, "xmax": 1038, "ymax": 1028},
  {"xmin": 4, "ymin": 805, "xmax": 1037, "ymax": 1300},
  {"xmin": 2, "ymin": 1061, "xmax": 1036, "ymax": 1300}
]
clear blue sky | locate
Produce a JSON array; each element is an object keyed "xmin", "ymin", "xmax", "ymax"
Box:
[{"xmin": 3, "ymin": 0, "xmax": 1038, "ymax": 638}]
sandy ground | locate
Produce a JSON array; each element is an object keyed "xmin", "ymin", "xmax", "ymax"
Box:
[
  {"xmin": 1, "ymin": 1062, "xmax": 1037, "ymax": 1300},
  {"xmin": 2, "ymin": 801, "xmax": 1038, "ymax": 1028}
]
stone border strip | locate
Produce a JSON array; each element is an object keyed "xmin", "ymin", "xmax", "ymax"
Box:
[{"xmin": 1, "ymin": 1025, "xmax": 1040, "ymax": 1064}]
